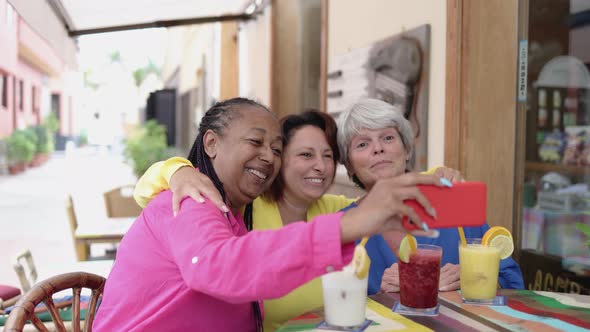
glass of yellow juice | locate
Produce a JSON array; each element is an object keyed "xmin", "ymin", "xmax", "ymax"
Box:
[{"xmin": 459, "ymin": 238, "xmax": 500, "ymax": 303}]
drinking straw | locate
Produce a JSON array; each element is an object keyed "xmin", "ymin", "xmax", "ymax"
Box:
[
  {"xmin": 360, "ymin": 237, "xmax": 369, "ymax": 247},
  {"xmin": 458, "ymin": 227, "xmax": 467, "ymax": 246}
]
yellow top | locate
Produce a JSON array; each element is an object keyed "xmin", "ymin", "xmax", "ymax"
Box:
[
  {"xmin": 133, "ymin": 157, "xmax": 355, "ymax": 331},
  {"xmin": 253, "ymin": 195, "xmax": 353, "ymax": 331},
  {"xmin": 133, "ymin": 157, "xmax": 193, "ymax": 208},
  {"xmin": 424, "ymin": 166, "xmax": 439, "ymax": 175}
]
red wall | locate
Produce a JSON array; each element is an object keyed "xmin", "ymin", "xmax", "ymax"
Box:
[
  {"xmin": 0, "ymin": 0, "xmax": 68, "ymax": 139},
  {"xmin": 14, "ymin": 59, "xmax": 43, "ymax": 129},
  {"xmin": 0, "ymin": 1, "xmax": 18, "ymax": 70},
  {"xmin": 0, "ymin": 0, "xmax": 18, "ymax": 138},
  {"xmin": 0, "ymin": 73, "xmax": 14, "ymax": 138}
]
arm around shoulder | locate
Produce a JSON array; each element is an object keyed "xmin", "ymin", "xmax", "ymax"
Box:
[{"xmin": 133, "ymin": 157, "xmax": 193, "ymax": 208}]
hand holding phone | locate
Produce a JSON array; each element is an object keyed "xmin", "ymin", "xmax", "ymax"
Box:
[{"xmin": 402, "ymin": 182, "xmax": 487, "ymax": 231}]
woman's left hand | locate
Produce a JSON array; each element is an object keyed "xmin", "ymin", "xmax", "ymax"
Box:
[
  {"xmin": 434, "ymin": 167, "xmax": 464, "ymax": 183},
  {"xmin": 380, "ymin": 263, "xmax": 400, "ymax": 293},
  {"xmin": 439, "ymin": 263, "xmax": 461, "ymax": 291}
]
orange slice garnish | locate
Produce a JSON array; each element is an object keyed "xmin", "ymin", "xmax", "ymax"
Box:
[{"xmin": 482, "ymin": 226, "xmax": 514, "ymax": 259}]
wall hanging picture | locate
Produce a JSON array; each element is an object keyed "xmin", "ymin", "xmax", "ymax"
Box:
[{"xmin": 327, "ymin": 24, "xmax": 430, "ymax": 170}]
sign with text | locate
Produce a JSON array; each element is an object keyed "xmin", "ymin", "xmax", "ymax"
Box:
[{"xmin": 521, "ymin": 249, "xmax": 590, "ymax": 295}]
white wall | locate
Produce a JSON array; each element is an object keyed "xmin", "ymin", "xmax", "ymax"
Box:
[
  {"xmin": 329, "ymin": 0, "xmax": 447, "ymax": 168},
  {"xmin": 238, "ymin": 5, "xmax": 272, "ymax": 106},
  {"xmin": 162, "ymin": 24, "xmax": 219, "ymax": 99}
]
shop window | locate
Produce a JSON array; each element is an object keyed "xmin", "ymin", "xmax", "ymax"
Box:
[
  {"xmin": 1, "ymin": 75, "xmax": 7, "ymax": 108},
  {"xmin": 520, "ymin": 0, "xmax": 590, "ymax": 294},
  {"xmin": 18, "ymin": 80, "xmax": 23, "ymax": 111},
  {"xmin": 31, "ymin": 86, "xmax": 37, "ymax": 112}
]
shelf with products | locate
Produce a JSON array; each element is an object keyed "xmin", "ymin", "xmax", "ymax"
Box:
[
  {"xmin": 525, "ymin": 161, "xmax": 590, "ymax": 177},
  {"xmin": 526, "ymin": 82, "xmax": 590, "ymax": 171}
]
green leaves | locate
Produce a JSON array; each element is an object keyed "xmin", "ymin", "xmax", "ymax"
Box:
[
  {"xmin": 124, "ymin": 120, "xmax": 170, "ymax": 177},
  {"xmin": 576, "ymin": 223, "xmax": 590, "ymax": 249},
  {"xmin": 32, "ymin": 125, "xmax": 55, "ymax": 153},
  {"xmin": 6, "ymin": 130, "xmax": 36, "ymax": 163}
]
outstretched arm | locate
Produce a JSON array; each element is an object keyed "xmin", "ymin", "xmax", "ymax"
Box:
[{"xmin": 170, "ymin": 172, "xmax": 446, "ymax": 302}]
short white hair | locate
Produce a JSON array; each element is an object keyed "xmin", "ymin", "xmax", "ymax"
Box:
[{"xmin": 336, "ymin": 98, "xmax": 414, "ymax": 167}]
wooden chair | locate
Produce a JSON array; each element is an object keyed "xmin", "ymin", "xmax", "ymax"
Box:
[
  {"xmin": 66, "ymin": 196, "xmax": 90, "ymax": 262},
  {"xmin": 2, "ymin": 272, "xmax": 105, "ymax": 332},
  {"xmin": 12, "ymin": 249, "xmax": 114, "ymax": 293},
  {"xmin": 67, "ymin": 195, "xmax": 128, "ymax": 262},
  {"xmin": 102, "ymin": 185, "xmax": 141, "ymax": 218},
  {"xmin": 12, "ymin": 250, "xmax": 38, "ymax": 293}
]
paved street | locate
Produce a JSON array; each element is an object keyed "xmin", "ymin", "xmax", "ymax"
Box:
[{"xmin": 0, "ymin": 146, "xmax": 137, "ymax": 287}]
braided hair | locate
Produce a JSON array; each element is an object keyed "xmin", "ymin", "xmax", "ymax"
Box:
[{"xmin": 187, "ymin": 97, "xmax": 268, "ymax": 331}]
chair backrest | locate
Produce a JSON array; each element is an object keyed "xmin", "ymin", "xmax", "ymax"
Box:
[
  {"xmin": 12, "ymin": 250, "xmax": 38, "ymax": 292},
  {"xmin": 67, "ymin": 195, "xmax": 91, "ymax": 261},
  {"xmin": 103, "ymin": 185, "xmax": 142, "ymax": 218},
  {"xmin": 66, "ymin": 195, "xmax": 78, "ymax": 234},
  {"xmin": 2, "ymin": 272, "xmax": 105, "ymax": 332}
]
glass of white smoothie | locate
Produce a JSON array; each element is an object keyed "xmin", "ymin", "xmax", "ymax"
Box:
[{"xmin": 321, "ymin": 264, "xmax": 368, "ymax": 327}]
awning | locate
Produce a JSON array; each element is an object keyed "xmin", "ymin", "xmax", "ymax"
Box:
[{"xmin": 48, "ymin": 0, "xmax": 259, "ymax": 36}]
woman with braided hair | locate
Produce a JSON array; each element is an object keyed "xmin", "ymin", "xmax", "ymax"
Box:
[{"xmin": 94, "ymin": 97, "xmax": 443, "ymax": 332}]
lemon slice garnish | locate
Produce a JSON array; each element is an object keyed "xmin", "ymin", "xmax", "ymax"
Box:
[
  {"xmin": 398, "ymin": 234, "xmax": 417, "ymax": 263},
  {"xmin": 482, "ymin": 226, "xmax": 514, "ymax": 259},
  {"xmin": 353, "ymin": 244, "xmax": 371, "ymax": 279}
]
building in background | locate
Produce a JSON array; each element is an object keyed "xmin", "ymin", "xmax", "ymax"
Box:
[
  {"xmin": 0, "ymin": 0, "xmax": 80, "ymax": 144},
  {"xmin": 157, "ymin": 0, "xmax": 319, "ymax": 155}
]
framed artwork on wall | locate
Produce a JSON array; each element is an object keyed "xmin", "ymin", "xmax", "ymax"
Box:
[{"xmin": 326, "ymin": 24, "xmax": 430, "ymax": 171}]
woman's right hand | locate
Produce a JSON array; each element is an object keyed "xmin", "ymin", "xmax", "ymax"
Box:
[
  {"xmin": 169, "ymin": 166, "xmax": 227, "ymax": 216},
  {"xmin": 339, "ymin": 172, "xmax": 446, "ymax": 242},
  {"xmin": 380, "ymin": 263, "xmax": 400, "ymax": 293}
]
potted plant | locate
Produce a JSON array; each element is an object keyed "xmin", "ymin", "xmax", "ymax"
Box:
[
  {"xmin": 44, "ymin": 112, "xmax": 59, "ymax": 135},
  {"xmin": 78, "ymin": 130, "xmax": 88, "ymax": 147},
  {"xmin": 22, "ymin": 127, "xmax": 39, "ymax": 167},
  {"xmin": 29, "ymin": 124, "xmax": 54, "ymax": 167},
  {"xmin": 124, "ymin": 120, "xmax": 170, "ymax": 178},
  {"xmin": 6, "ymin": 130, "xmax": 35, "ymax": 174}
]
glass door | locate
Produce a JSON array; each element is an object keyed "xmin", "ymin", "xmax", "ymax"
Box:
[{"xmin": 519, "ymin": 0, "xmax": 590, "ymax": 293}]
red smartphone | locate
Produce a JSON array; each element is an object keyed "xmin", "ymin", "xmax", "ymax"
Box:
[{"xmin": 402, "ymin": 182, "xmax": 487, "ymax": 231}]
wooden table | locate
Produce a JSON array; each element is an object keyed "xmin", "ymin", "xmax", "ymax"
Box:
[
  {"xmin": 76, "ymin": 217, "xmax": 134, "ymax": 240},
  {"xmin": 277, "ymin": 290, "xmax": 590, "ymax": 331},
  {"xmin": 74, "ymin": 217, "xmax": 135, "ymax": 261}
]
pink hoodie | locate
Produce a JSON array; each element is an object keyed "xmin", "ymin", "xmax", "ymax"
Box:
[{"xmin": 93, "ymin": 190, "xmax": 354, "ymax": 331}]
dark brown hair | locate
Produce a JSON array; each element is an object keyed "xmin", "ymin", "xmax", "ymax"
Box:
[{"xmin": 263, "ymin": 110, "xmax": 338, "ymax": 202}]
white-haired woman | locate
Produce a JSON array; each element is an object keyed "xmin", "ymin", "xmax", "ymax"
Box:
[{"xmin": 335, "ymin": 98, "xmax": 524, "ymax": 294}]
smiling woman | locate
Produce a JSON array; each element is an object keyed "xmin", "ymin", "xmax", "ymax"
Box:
[
  {"xmin": 337, "ymin": 98, "xmax": 415, "ymax": 190},
  {"xmin": 94, "ymin": 98, "xmax": 443, "ymax": 332},
  {"xmin": 193, "ymin": 104, "xmax": 283, "ymax": 217},
  {"xmin": 265, "ymin": 111, "xmax": 339, "ymax": 211}
]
